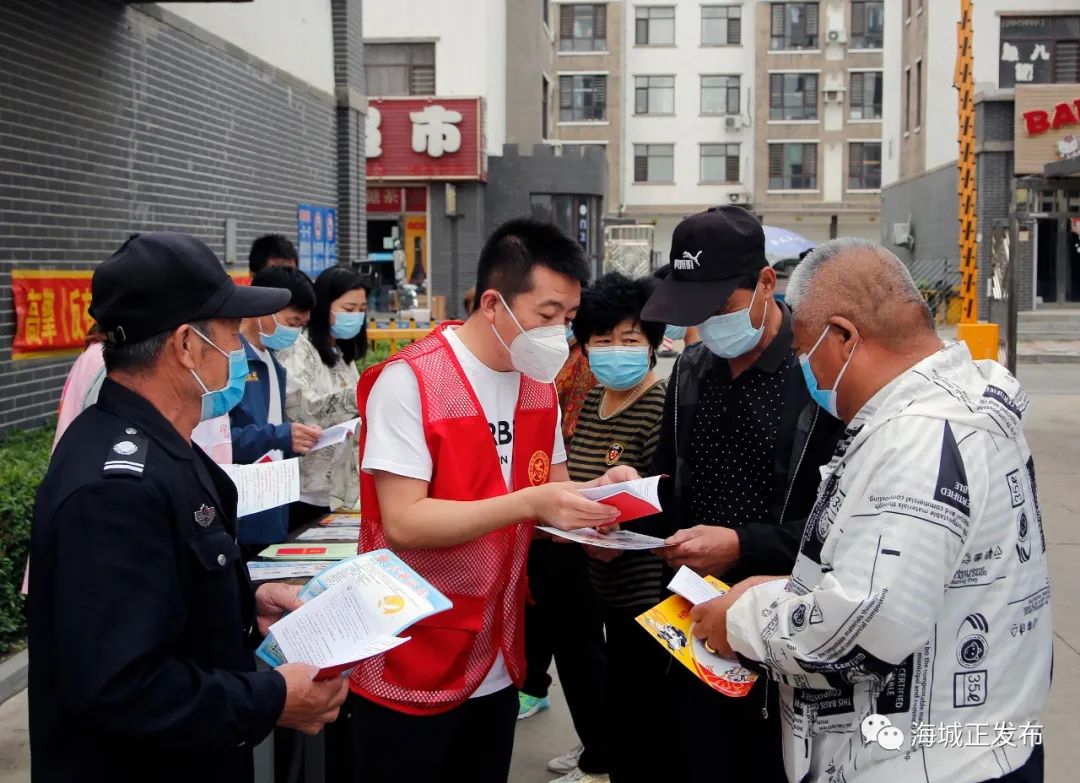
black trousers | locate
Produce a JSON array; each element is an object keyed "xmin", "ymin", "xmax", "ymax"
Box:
[
  {"xmin": 521, "ymin": 539, "xmax": 611, "ymax": 774},
  {"xmin": 350, "ymin": 686, "xmax": 518, "ymax": 783},
  {"xmin": 603, "ymin": 607, "xmax": 672, "ymax": 783},
  {"xmin": 666, "ymin": 661, "xmax": 788, "ymax": 783}
]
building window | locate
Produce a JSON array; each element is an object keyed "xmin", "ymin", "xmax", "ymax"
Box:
[
  {"xmin": 769, "ymin": 142, "xmax": 817, "ymax": 189},
  {"xmin": 701, "ymin": 144, "xmax": 740, "ymax": 183},
  {"xmin": 635, "ymin": 76, "xmax": 675, "ymax": 115},
  {"xmin": 635, "ymin": 6, "xmax": 675, "ymax": 46},
  {"xmin": 542, "ymin": 76, "xmax": 550, "ymax": 138},
  {"xmin": 634, "ymin": 144, "xmax": 675, "ymax": 183},
  {"xmin": 559, "ymin": 74, "xmax": 607, "ymax": 122},
  {"xmin": 915, "ymin": 60, "xmax": 922, "ymax": 128},
  {"xmin": 702, "ymin": 6, "xmax": 742, "ymax": 46},
  {"xmin": 849, "ymin": 142, "xmax": 882, "ymax": 190},
  {"xmin": 903, "ymin": 66, "xmax": 911, "ymax": 132},
  {"xmin": 850, "ymin": 1, "xmax": 884, "ymax": 49},
  {"xmin": 999, "ymin": 16, "xmax": 1080, "ymax": 87},
  {"xmin": 701, "ymin": 75, "xmax": 741, "ymax": 115},
  {"xmin": 559, "ymin": 4, "xmax": 608, "ymax": 52},
  {"xmin": 364, "ymin": 42, "xmax": 436, "ymax": 96},
  {"xmin": 543, "ymin": 0, "xmax": 550, "ymax": 26},
  {"xmin": 769, "ymin": 73, "xmax": 818, "ymax": 120},
  {"xmin": 770, "ymin": 3, "xmax": 819, "ymax": 50},
  {"xmin": 849, "ymin": 71, "xmax": 883, "ymax": 120}
]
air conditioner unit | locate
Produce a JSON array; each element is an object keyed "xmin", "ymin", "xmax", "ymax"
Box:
[
  {"xmin": 824, "ymin": 89, "xmax": 845, "ymax": 103},
  {"xmin": 892, "ymin": 220, "xmax": 915, "ymax": 249},
  {"xmin": 827, "ymin": 29, "xmax": 847, "ymax": 44},
  {"xmin": 728, "ymin": 190, "xmax": 751, "ymax": 206},
  {"xmin": 724, "ymin": 115, "xmax": 741, "ymax": 131}
]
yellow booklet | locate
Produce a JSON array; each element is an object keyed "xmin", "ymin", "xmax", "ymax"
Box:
[{"xmin": 636, "ymin": 575, "xmax": 759, "ymax": 698}]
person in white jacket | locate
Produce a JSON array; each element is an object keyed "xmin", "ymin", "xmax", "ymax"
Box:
[{"xmin": 691, "ymin": 238, "xmax": 1051, "ymax": 783}]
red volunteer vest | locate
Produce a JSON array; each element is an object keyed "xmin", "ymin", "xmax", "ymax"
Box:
[{"xmin": 349, "ymin": 323, "xmax": 557, "ymax": 715}]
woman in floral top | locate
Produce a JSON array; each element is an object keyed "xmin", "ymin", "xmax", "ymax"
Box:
[{"xmin": 277, "ymin": 267, "xmax": 369, "ymax": 525}]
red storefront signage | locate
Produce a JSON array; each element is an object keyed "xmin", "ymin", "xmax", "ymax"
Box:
[
  {"xmin": 1022, "ymin": 98, "xmax": 1080, "ymax": 136},
  {"xmin": 366, "ymin": 97, "xmax": 486, "ymax": 181},
  {"xmin": 12, "ymin": 269, "xmax": 251, "ymax": 359}
]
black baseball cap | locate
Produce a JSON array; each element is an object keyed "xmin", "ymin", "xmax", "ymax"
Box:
[
  {"xmin": 641, "ymin": 206, "xmax": 767, "ymax": 326},
  {"xmin": 90, "ymin": 232, "xmax": 290, "ymax": 344}
]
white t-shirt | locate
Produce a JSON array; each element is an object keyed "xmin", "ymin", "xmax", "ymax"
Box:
[
  {"xmin": 253, "ymin": 345, "xmax": 285, "ymax": 462},
  {"xmin": 363, "ymin": 327, "xmax": 566, "ymax": 698}
]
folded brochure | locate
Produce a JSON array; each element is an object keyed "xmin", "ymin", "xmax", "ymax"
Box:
[
  {"xmin": 636, "ymin": 567, "xmax": 758, "ymax": 698},
  {"xmin": 257, "ymin": 549, "xmax": 452, "ymax": 680},
  {"xmin": 537, "ymin": 526, "xmax": 667, "ymax": 550},
  {"xmin": 258, "ymin": 542, "xmax": 358, "ymax": 560},
  {"xmin": 578, "ymin": 476, "xmax": 663, "ymax": 524}
]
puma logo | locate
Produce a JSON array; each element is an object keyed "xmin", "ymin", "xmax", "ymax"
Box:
[{"xmin": 674, "ymin": 250, "xmax": 703, "ymax": 270}]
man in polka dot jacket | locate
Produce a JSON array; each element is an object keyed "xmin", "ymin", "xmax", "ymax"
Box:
[{"xmin": 639, "ymin": 206, "xmax": 845, "ymax": 783}]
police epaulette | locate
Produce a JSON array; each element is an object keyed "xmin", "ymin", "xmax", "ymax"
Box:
[{"xmin": 103, "ymin": 426, "xmax": 149, "ymax": 478}]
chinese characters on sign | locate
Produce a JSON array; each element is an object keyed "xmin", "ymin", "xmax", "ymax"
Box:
[
  {"xmin": 366, "ymin": 97, "xmax": 485, "ymax": 181},
  {"xmin": 11, "ymin": 270, "xmax": 94, "ymax": 359},
  {"xmin": 297, "ymin": 204, "xmax": 338, "ymax": 275}
]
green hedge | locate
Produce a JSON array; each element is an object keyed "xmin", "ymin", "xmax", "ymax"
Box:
[{"xmin": 0, "ymin": 423, "xmax": 53, "ymax": 655}]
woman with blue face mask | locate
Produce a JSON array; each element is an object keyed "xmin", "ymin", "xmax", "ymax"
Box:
[
  {"xmin": 276, "ymin": 266, "xmax": 371, "ymax": 526},
  {"xmin": 229, "ymin": 265, "xmax": 323, "ymax": 554},
  {"xmin": 526, "ymin": 272, "xmax": 671, "ymax": 783}
]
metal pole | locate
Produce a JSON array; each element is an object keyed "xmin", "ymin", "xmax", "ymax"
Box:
[{"xmin": 449, "ymin": 215, "xmax": 460, "ymax": 319}]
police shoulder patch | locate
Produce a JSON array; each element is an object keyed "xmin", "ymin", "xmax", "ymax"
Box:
[{"xmin": 103, "ymin": 426, "xmax": 149, "ymax": 479}]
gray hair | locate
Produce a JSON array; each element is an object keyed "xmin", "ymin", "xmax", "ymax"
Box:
[
  {"xmin": 787, "ymin": 237, "xmax": 932, "ymax": 345},
  {"xmin": 103, "ymin": 320, "xmax": 212, "ymax": 374}
]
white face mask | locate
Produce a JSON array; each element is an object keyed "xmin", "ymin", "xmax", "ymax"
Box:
[{"xmin": 491, "ymin": 293, "xmax": 570, "ymax": 383}]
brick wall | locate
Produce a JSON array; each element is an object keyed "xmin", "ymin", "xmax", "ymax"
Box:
[{"xmin": 0, "ymin": 0, "xmax": 364, "ymax": 433}]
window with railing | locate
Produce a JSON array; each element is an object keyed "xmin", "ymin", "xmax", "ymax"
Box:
[
  {"xmin": 769, "ymin": 142, "xmax": 818, "ymax": 189},
  {"xmin": 559, "ymin": 74, "xmax": 607, "ymax": 122},
  {"xmin": 850, "ymin": 71, "xmax": 883, "ymax": 120},
  {"xmin": 850, "ymin": 1, "xmax": 884, "ymax": 49},
  {"xmin": 559, "ymin": 4, "xmax": 608, "ymax": 52},
  {"xmin": 769, "ymin": 73, "xmax": 818, "ymax": 120},
  {"xmin": 770, "ymin": 2, "xmax": 819, "ymax": 50},
  {"xmin": 849, "ymin": 142, "xmax": 882, "ymax": 190}
]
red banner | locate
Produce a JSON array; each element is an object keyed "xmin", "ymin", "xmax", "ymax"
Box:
[
  {"xmin": 366, "ymin": 97, "xmax": 486, "ymax": 181},
  {"xmin": 11, "ymin": 271, "xmax": 94, "ymax": 359},
  {"xmin": 11, "ymin": 269, "xmax": 251, "ymax": 359}
]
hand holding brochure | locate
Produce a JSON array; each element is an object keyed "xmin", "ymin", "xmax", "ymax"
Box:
[
  {"xmin": 537, "ymin": 526, "xmax": 667, "ymax": 550},
  {"xmin": 635, "ymin": 568, "xmax": 759, "ymax": 698},
  {"xmin": 257, "ymin": 549, "xmax": 452, "ymax": 681},
  {"xmin": 309, "ymin": 417, "xmax": 361, "ymax": 453},
  {"xmin": 578, "ymin": 476, "xmax": 663, "ymax": 523}
]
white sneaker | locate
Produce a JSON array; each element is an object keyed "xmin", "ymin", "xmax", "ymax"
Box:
[
  {"xmin": 547, "ymin": 744, "xmax": 584, "ymax": 774},
  {"xmin": 548, "ymin": 769, "xmax": 609, "ymax": 783}
]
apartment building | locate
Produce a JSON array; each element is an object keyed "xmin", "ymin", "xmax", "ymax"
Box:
[
  {"xmin": 548, "ymin": 1, "xmax": 626, "ymax": 217},
  {"xmin": 880, "ymin": 1, "xmax": 1080, "ymax": 318},
  {"xmin": 621, "ymin": 1, "xmax": 757, "ymax": 259},
  {"xmin": 362, "ymin": 0, "xmax": 608, "ymax": 311},
  {"xmin": 751, "ymin": 0, "xmax": 884, "ymax": 243}
]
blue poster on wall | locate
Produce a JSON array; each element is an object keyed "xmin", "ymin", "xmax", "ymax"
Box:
[
  {"xmin": 296, "ymin": 204, "xmax": 338, "ymax": 275},
  {"xmin": 297, "ymin": 204, "xmax": 315, "ymax": 274}
]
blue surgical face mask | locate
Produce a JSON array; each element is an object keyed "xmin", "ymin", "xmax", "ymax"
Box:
[
  {"xmin": 259, "ymin": 314, "xmax": 301, "ymax": 351},
  {"xmin": 566, "ymin": 324, "xmax": 576, "ymax": 343},
  {"xmin": 330, "ymin": 310, "xmax": 365, "ymax": 340},
  {"xmin": 799, "ymin": 325, "xmax": 859, "ymax": 419},
  {"xmin": 588, "ymin": 346, "xmax": 650, "ymax": 391},
  {"xmin": 191, "ymin": 328, "xmax": 249, "ymax": 421},
  {"xmin": 665, "ymin": 324, "xmax": 688, "ymax": 341},
  {"xmin": 698, "ymin": 284, "xmax": 765, "ymax": 358}
]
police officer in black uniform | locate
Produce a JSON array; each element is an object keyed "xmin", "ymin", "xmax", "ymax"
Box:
[{"xmin": 29, "ymin": 233, "xmax": 349, "ymax": 782}]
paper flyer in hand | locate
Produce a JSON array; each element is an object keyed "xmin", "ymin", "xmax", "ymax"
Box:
[
  {"xmin": 257, "ymin": 549, "xmax": 452, "ymax": 681},
  {"xmin": 578, "ymin": 476, "xmax": 663, "ymax": 523},
  {"xmin": 257, "ymin": 542, "xmax": 358, "ymax": 561},
  {"xmin": 537, "ymin": 526, "xmax": 667, "ymax": 550},
  {"xmin": 309, "ymin": 417, "xmax": 361, "ymax": 452},
  {"xmin": 635, "ymin": 569, "xmax": 758, "ymax": 698}
]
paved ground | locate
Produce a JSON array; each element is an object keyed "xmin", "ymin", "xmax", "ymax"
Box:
[{"xmin": 0, "ymin": 362, "xmax": 1076, "ymax": 782}]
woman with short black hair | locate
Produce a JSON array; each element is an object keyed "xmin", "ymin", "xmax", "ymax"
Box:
[{"xmin": 277, "ymin": 266, "xmax": 370, "ymax": 524}]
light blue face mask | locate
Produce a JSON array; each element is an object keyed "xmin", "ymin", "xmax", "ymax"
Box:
[
  {"xmin": 566, "ymin": 324, "xmax": 576, "ymax": 343},
  {"xmin": 665, "ymin": 324, "xmax": 688, "ymax": 341},
  {"xmin": 259, "ymin": 314, "xmax": 301, "ymax": 351},
  {"xmin": 191, "ymin": 328, "xmax": 249, "ymax": 421},
  {"xmin": 698, "ymin": 284, "xmax": 765, "ymax": 358},
  {"xmin": 799, "ymin": 325, "xmax": 859, "ymax": 419},
  {"xmin": 330, "ymin": 310, "xmax": 365, "ymax": 340},
  {"xmin": 588, "ymin": 346, "xmax": 650, "ymax": 391}
]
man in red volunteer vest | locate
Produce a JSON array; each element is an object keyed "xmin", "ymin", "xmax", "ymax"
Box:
[{"xmin": 349, "ymin": 219, "xmax": 636, "ymax": 782}]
